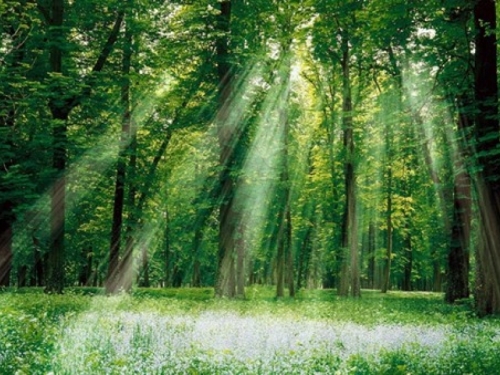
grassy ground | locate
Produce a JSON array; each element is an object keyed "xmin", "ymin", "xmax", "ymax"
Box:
[{"xmin": 0, "ymin": 287, "xmax": 498, "ymax": 374}]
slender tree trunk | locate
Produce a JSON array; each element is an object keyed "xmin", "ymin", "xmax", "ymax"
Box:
[
  {"xmin": 381, "ymin": 167, "xmax": 392, "ymax": 294},
  {"xmin": 164, "ymin": 210, "xmax": 171, "ymax": 287},
  {"xmin": 106, "ymin": 20, "xmax": 132, "ymax": 294},
  {"xmin": 78, "ymin": 248, "xmax": 93, "ymax": 286},
  {"xmin": 235, "ymin": 225, "xmax": 246, "ymax": 298},
  {"xmin": 122, "ymin": 133, "xmax": 137, "ymax": 292},
  {"xmin": 33, "ymin": 237, "xmax": 45, "ymax": 286},
  {"xmin": 191, "ymin": 228, "xmax": 203, "ymax": 287},
  {"xmin": 402, "ymin": 227, "xmax": 413, "ymax": 291},
  {"xmin": 276, "ymin": 53, "xmax": 293, "ymax": 298},
  {"xmin": 138, "ymin": 245, "xmax": 150, "ymax": 287},
  {"xmin": 286, "ymin": 207, "xmax": 295, "ymax": 297},
  {"xmin": 45, "ymin": 0, "xmax": 66, "ymax": 294},
  {"xmin": 367, "ymin": 220, "xmax": 376, "ymax": 289},
  {"xmin": 215, "ymin": 0, "xmax": 238, "ymax": 298}
]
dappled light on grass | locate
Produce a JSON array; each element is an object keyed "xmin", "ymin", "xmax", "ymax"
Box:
[
  {"xmin": 1, "ymin": 289, "xmax": 500, "ymax": 374},
  {"xmin": 53, "ymin": 303, "xmax": 449, "ymax": 373}
]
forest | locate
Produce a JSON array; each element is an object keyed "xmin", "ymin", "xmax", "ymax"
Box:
[
  {"xmin": 2, "ymin": 0, "xmax": 500, "ymax": 312},
  {"xmin": 3, "ymin": 0, "xmax": 500, "ymax": 373}
]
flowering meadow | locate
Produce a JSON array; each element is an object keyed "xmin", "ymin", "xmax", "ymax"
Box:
[{"xmin": 0, "ymin": 287, "xmax": 499, "ymax": 374}]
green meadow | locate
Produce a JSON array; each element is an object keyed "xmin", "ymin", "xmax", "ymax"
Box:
[{"xmin": 0, "ymin": 287, "xmax": 499, "ymax": 374}]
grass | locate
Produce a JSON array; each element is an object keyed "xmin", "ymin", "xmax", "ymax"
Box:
[{"xmin": 0, "ymin": 286, "xmax": 498, "ymax": 374}]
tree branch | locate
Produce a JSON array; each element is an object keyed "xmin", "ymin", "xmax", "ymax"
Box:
[{"xmin": 92, "ymin": 10, "xmax": 125, "ymax": 73}]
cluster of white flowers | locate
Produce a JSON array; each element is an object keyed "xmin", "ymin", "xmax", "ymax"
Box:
[{"xmin": 52, "ymin": 308, "xmax": 453, "ymax": 373}]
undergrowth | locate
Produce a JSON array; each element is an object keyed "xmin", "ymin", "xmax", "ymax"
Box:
[{"xmin": 0, "ymin": 286, "xmax": 498, "ymax": 374}]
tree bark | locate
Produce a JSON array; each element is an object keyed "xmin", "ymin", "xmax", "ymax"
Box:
[
  {"xmin": 45, "ymin": 0, "xmax": 66, "ymax": 294},
  {"xmin": 337, "ymin": 29, "xmax": 360, "ymax": 298},
  {"xmin": 381, "ymin": 166, "xmax": 392, "ymax": 294},
  {"xmin": 473, "ymin": 0, "xmax": 500, "ymax": 315},
  {"xmin": 0, "ymin": 218, "xmax": 13, "ymax": 286},
  {"xmin": 214, "ymin": 0, "xmax": 237, "ymax": 298},
  {"xmin": 106, "ymin": 19, "xmax": 133, "ymax": 294},
  {"xmin": 42, "ymin": 2, "xmax": 124, "ymax": 293},
  {"xmin": 367, "ymin": 221, "xmax": 376, "ymax": 289}
]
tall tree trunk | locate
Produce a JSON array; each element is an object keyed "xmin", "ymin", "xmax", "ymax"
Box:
[
  {"xmin": 276, "ymin": 52, "xmax": 293, "ymax": 299},
  {"xmin": 164, "ymin": 210, "xmax": 171, "ymax": 287},
  {"xmin": 106, "ymin": 20, "xmax": 133, "ymax": 294},
  {"xmin": 42, "ymin": 2, "xmax": 123, "ymax": 293},
  {"xmin": 45, "ymin": 0, "xmax": 66, "ymax": 294},
  {"xmin": 191, "ymin": 228, "xmax": 203, "ymax": 287},
  {"xmin": 121, "ymin": 132, "xmax": 137, "ymax": 292},
  {"xmin": 78, "ymin": 248, "xmax": 93, "ymax": 286},
  {"xmin": 0, "ymin": 16, "xmax": 26, "ymax": 287},
  {"xmin": 381, "ymin": 166, "xmax": 392, "ymax": 293},
  {"xmin": 402, "ymin": 226, "xmax": 413, "ymax": 291},
  {"xmin": 446, "ymin": 169, "xmax": 471, "ymax": 302},
  {"xmin": 473, "ymin": 0, "xmax": 500, "ymax": 315},
  {"xmin": 0, "ymin": 218, "xmax": 13, "ymax": 286},
  {"xmin": 296, "ymin": 148, "xmax": 315, "ymax": 291},
  {"xmin": 446, "ymin": 95, "xmax": 472, "ymax": 303},
  {"xmin": 338, "ymin": 29, "xmax": 359, "ymax": 297},
  {"xmin": 367, "ymin": 220, "xmax": 376, "ymax": 289},
  {"xmin": 235, "ymin": 225, "xmax": 246, "ymax": 298},
  {"xmin": 286, "ymin": 207, "xmax": 295, "ymax": 297},
  {"xmin": 138, "ymin": 245, "xmax": 150, "ymax": 287},
  {"xmin": 276, "ymin": 225, "xmax": 285, "ymax": 298},
  {"xmin": 215, "ymin": 0, "xmax": 237, "ymax": 298}
]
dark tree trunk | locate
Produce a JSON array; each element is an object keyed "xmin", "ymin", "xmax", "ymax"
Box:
[
  {"xmin": 473, "ymin": 0, "xmax": 500, "ymax": 315},
  {"xmin": 191, "ymin": 228, "xmax": 203, "ymax": 287},
  {"xmin": 447, "ymin": 95, "xmax": 472, "ymax": 303},
  {"xmin": 0, "ymin": 217, "xmax": 13, "ymax": 287},
  {"xmin": 446, "ymin": 97, "xmax": 472, "ymax": 303},
  {"xmin": 433, "ymin": 255, "xmax": 443, "ymax": 292},
  {"xmin": 276, "ymin": 62, "xmax": 292, "ymax": 298},
  {"xmin": 43, "ymin": 2, "xmax": 123, "ymax": 294},
  {"xmin": 121, "ymin": 135, "xmax": 138, "ymax": 292},
  {"xmin": 163, "ymin": 210, "xmax": 171, "ymax": 287},
  {"xmin": 44, "ymin": 0, "xmax": 66, "ymax": 294},
  {"xmin": 192, "ymin": 259, "xmax": 201, "ymax": 287},
  {"xmin": 17, "ymin": 266, "xmax": 27, "ymax": 287},
  {"xmin": 286, "ymin": 207, "xmax": 294, "ymax": 297},
  {"xmin": 402, "ymin": 230, "xmax": 413, "ymax": 291},
  {"xmin": 172, "ymin": 265, "xmax": 183, "ymax": 288},
  {"xmin": 215, "ymin": 0, "xmax": 238, "ymax": 298},
  {"xmin": 235, "ymin": 225, "xmax": 246, "ymax": 298},
  {"xmin": 338, "ymin": 29, "xmax": 359, "ymax": 298},
  {"xmin": 0, "ymin": 14, "xmax": 26, "ymax": 288},
  {"xmin": 34, "ymin": 239, "xmax": 46, "ymax": 287},
  {"xmin": 381, "ymin": 167, "xmax": 393, "ymax": 294},
  {"xmin": 297, "ymin": 225, "xmax": 312, "ymax": 290},
  {"xmin": 106, "ymin": 20, "xmax": 132, "ymax": 294},
  {"xmin": 276, "ymin": 221, "xmax": 285, "ymax": 297},
  {"xmin": 367, "ymin": 221, "xmax": 376, "ymax": 289},
  {"xmin": 78, "ymin": 248, "xmax": 93, "ymax": 286},
  {"xmin": 138, "ymin": 245, "xmax": 150, "ymax": 288}
]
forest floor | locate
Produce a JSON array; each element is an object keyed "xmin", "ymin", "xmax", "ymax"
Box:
[{"xmin": 0, "ymin": 287, "xmax": 499, "ymax": 374}]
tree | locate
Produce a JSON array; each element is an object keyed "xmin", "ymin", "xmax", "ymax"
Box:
[
  {"xmin": 472, "ymin": 0, "xmax": 500, "ymax": 315},
  {"xmin": 39, "ymin": 0, "xmax": 124, "ymax": 293},
  {"xmin": 106, "ymin": 8, "xmax": 133, "ymax": 294}
]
